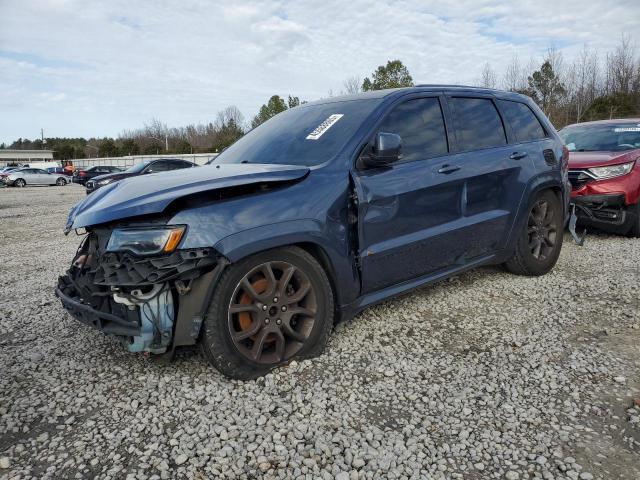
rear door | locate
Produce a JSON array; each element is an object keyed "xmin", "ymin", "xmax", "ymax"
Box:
[
  {"xmin": 353, "ymin": 95, "xmax": 470, "ymax": 293},
  {"xmin": 445, "ymin": 95, "xmax": 531, "ymax": 255},
  {"xmin": 34, "ymin": 169, "xmax": 53, "ymax": 184}
]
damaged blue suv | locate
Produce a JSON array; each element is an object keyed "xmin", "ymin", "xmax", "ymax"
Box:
[{"xmin": 56, "ymin": 86, "xmax": 569, "ymax": 379}]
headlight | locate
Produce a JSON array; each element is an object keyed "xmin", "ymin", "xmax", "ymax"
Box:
[
  {"xmin": 588, "ymin": 161, "xmax": 634, "ymax": 180},
  {"xmin": 106, "ymin": 226, "xmax": 185, "ymax": 255},
  {"xmin": 97, "ymin": 178, "xmax": 114, "ymax": 186}
]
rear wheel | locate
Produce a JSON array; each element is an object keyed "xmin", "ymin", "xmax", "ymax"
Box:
[
  {"xmin": 201, "ymin": 246, "xmax": 334, "ymax": 379},
  {"xmin": 56, "ymin": 177, "xmax": 66, "ymax": 186},
  {"xmin": 14, "ymin": 179, "xmax": 25, "ymax": 187},
  {"xmin": 504, "ymin": 190, "xmax": 564, "ymax": 276}
]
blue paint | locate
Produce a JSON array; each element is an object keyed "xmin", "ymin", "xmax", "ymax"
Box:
[{"xmin": 64, "ymin": 86, "xmax": 568, "ymax": 317}]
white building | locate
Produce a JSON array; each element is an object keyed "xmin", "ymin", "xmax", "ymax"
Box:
[{"xmin": 0, "ymin": 149, "xmax": 55, "ymax": 167}]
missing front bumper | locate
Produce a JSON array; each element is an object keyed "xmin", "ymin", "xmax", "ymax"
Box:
[
  {"xmin": 56, "ymin": 230, "xmax": 229, "ymax": 355},
  {"xmin": 56, "ymin": 275, "xmax": 140, "ymax": 337}
]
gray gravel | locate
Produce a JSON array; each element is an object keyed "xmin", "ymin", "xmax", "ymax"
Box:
[{"xmin": 1, "ymin": 186, "xmax": 639, "ymax": 480}]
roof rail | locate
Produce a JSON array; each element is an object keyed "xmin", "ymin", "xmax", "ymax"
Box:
[{"xmin": 415, "ymin": 84, "xmax": 497, "ymax": 90}]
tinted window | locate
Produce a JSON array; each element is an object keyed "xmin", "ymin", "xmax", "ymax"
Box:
[
  {"xmin": 378, "ymin": 98, "xmax": 448, "ymax": 162},
  {"xmin": 36, "ymin": 169, "xmax": 48, "ymax": 174},
  {"xmin": 498, "ymin": 100, "xmax": 546, "ymax": 142},
  {"xmin": 146, "ymin": 161, "xmax": 170, "ymax": 172},
  {"xmin": 450, "ymin": 97, "xmax": 507, "ymax": 151},
  {"xmin": 169, "ymin": 161, "xmax": 192, "ymax": 170}
]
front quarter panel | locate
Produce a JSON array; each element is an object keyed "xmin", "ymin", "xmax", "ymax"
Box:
[{"xmin": 169, "ymin": 169, "xmax": 360, "ymax": 306}]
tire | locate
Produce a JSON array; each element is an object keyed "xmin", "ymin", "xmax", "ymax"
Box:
[
  {"xmin": 201, "ymin": 246, "xmax": 334, "ymax": 380},
  {"xmin": 14, "ymin": 179, "xmax": 25, "ymax": 188},
  {"xmin": 56, "ymin": 177, "xmax": 66, "ymax": 186},
  {"xmin": 504, "ymin": 190, "xmax": 564, "ymax": 276},
  {"xmin": 627, "ymin": 203, "xmax": 640, "ymax": 238}
]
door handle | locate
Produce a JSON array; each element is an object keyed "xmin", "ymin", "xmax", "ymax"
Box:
[
  {"xmin": 509, "ymin": 152, "xmax": 528, "ymax": 160},
  {"xmin": 437, "ymin": 164, "xmax": 461, "ymax": 174}
]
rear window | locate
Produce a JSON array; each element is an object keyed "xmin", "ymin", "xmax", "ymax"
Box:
[
  {"xmin": 498, "ymin": 100, "xmax": 546, "ymax": 142},
  {"xmin": 449, "ymin": 97, "xmax": 507, "ymax": 151}
]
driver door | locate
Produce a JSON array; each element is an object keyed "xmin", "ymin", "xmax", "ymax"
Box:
[{"xmin": 351, "ymin": 95, "xmax": 468, "ymax": 293}]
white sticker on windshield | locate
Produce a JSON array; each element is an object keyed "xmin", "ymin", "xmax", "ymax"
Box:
[
  {"xmin": 306, "ymin": 114, "xmax": 343, "ymax": 140},
  {"xmin": 613, "ymin": 127, "xmax": 640, "ymax": 132}
]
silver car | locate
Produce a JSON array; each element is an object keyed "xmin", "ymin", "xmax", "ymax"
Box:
[{"xmin": 3, "ymin": 168, "xmax": 69, "ymax": 187}]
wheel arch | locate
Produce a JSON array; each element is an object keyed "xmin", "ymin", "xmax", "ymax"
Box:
[
  {"xmin": 505, "ymin": 174, "xmax": 565, "ymax": 254},
  {"xmin": 213, "ymin": 220, "xmax": 358, "ymax": 309}
]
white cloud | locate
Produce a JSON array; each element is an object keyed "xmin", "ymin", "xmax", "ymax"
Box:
[{"xmin": 0, "ymin": 0, "xmax": 637, "ymax": 143}]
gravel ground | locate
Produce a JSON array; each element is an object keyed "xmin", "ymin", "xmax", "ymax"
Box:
[{"xmin": 1, "ymin": 185, "xmax": 639, "ymax": 480}]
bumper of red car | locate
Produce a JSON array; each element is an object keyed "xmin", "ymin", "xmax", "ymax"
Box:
[{"xmin": 569, "ymin": 167, "xmax": 640, "ymax": 232}]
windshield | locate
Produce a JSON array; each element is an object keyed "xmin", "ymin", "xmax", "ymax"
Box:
[
  {"xmin": 124, "ymin": 161, "xmax": 150, "ymax": 173},
  {"xmin": 559, "ymin": 123, "xmax": 640, "ymax": 152},
  {"xmin": 215, "ymin": 99, "xmax": 380, "ymax": 166}
]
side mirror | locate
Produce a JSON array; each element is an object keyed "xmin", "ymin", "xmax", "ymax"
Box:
[{"xmin": 361, "ymin": 132, "xmax": 402, "ymax": 168}]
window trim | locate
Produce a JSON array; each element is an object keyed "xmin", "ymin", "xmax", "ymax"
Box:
[
  {"xmin": 355, "ymin": 93, "xmax": 453, "ymax": 169},
  {"xmin": 446, "ymin": 95, "xmax": 509, "ymax": 154},
  {"xmin": 496, "ymin": 99, "xmax": 549, "ymax": 145}
]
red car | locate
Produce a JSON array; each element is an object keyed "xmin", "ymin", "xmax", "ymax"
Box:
[{"xmin": 559, "ymin": 118, "xmax": 640, "ymax": 237}]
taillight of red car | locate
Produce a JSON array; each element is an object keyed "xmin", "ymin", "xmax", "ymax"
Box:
[{"xmin": 561, "ymin": 146, "xmax": 569, "ymax": 173}]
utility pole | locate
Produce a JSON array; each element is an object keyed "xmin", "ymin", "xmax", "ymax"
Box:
[{"xmin": 41, "ymin": 128, "xmax": 44, "ymax": 148}]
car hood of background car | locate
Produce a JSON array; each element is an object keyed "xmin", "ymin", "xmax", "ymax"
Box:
[
  {"xmin": 65, "ymin": 164, "xmax": 310, "ymax": 232},
  {"xmin": 568, "ymin": 149, "xmax": 640, "ymax": 169}
]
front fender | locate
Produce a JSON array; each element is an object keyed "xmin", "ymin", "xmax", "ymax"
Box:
[{"xmin": 214, "ymin": 219, "xmax": 359, "ymax": 308}]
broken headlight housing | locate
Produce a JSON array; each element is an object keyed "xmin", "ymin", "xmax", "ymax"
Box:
[
  {"xmin": 587, "ymin": 161, "xmax": 634, "ymax": 180},
  {"xmin": 106, "ymin": 226, "xmax": 185, "ymax": 256}
]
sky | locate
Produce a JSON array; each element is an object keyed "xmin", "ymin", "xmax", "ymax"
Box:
[{"xmin": 0, "ymin": 0, "xmax": 639, "ymax": 144}]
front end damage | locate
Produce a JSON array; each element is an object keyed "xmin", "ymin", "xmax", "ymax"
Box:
[{"xmin": 55, "ymin": 228, "xmax": 228, "ymax": 355}]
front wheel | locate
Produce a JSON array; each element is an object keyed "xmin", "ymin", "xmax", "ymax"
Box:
[
  {"xmin": 14, "ymin": 179, "xmax": 26, "ymax": 187},
  {"xmin": 201, "ymin": 246, "xmax": 334, "ymax": 379},
  {"xmin": 56, "ymin": 177, "xmax": 66, "ymax": 186},
  {"xmin": 504, "ymin": 190, "xmax": 564, "ymax": 276}
]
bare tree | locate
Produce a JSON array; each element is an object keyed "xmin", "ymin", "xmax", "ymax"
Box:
[
  {"xmin": 477, "ymin": 62, "xmax": 498, "ymax": 88},
  {"xmin": 342, "ymin": 76, "xmax": 362, "ymax": 95},
  {"xmin": 605, "ymin": 34, "xmax": 637, "ymax": 95}
]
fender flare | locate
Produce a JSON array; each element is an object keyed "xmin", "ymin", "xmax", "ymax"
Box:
[
  {"xmin": 213, "ymin": 219, "xmax": 358, "ymax": 308},
  {"xmin": 504, "ymin": 173, "xmax": 566, "ymax": 251}
]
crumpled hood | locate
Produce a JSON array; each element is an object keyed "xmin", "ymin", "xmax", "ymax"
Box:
[
  {"xmin": 568, "ymin": 149, "xmax": 640, "ymax": 169},
  {"xmin": 65, "ymin": 164, "xmax": 310, "ymax": 232}
]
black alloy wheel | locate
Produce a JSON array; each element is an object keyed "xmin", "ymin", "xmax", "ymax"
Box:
[
  {"xmin": 527, "ymin": 199, "xmax": 557, "ymax": 261},
  {"xmin": 504, "ymin": 190, "xmax": 563, "ymax": 276}
]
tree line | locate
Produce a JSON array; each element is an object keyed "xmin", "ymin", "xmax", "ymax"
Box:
[{"xmin": 2, "ymin": 35, "xmax": 638, "ymax": 160}]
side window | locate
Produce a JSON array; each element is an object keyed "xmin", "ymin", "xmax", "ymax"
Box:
[
  {"xmin": 378, "ymin": 97, "xmax": 448, "ymax": 162},
  {"xmin": 449, "ymin": 97, "xmax": 507, "ymax": 151},
  {"xmin": 37, "ymin": 169, "xmax": 48, "ymax": 174},
  {"xmin": 497, "ymin": 100, "xmax": 547, "ymax": 142},
  {"xmin": 148, "ymin": 161, "xmax": 169, "ymax": 172},
  {"xmin": 169, "ymin": 161, "xmax": 188, "ymax": 170}
]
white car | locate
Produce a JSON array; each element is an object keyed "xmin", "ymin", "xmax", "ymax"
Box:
[{"xmin": 3, "ymin": 167, "xmax": 69, "ymax": 187}]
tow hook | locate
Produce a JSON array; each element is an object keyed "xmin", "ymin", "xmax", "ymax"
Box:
[{"xmin": 568, "ymin": 203, "xmax": 586, "ymax": 246}]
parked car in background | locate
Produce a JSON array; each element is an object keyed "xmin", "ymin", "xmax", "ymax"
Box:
[
  {"xmin": 85, "ymin": 158, "xmax": 197, "ymax": 194},
  {"xmin": 559, "ymin": 118, "xmax": 640, "ymax": 236},
  {"xmin": 73, "ymin": 166, "xmax": 123, "ymax": 185},
  {"xmin": 0, "ymin": 166, "xmax": 21, "ymax": 177},
  {"xmin": 3, "ymin": 167, "xmax": 69, "ymax": 187},
  {"xmin": 47, "ymin": 166, "xmax": 70, "ymax": 177},
  {"xmin": 57, "ymin": 86, "xmax": 568, "ymax": 379}
]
